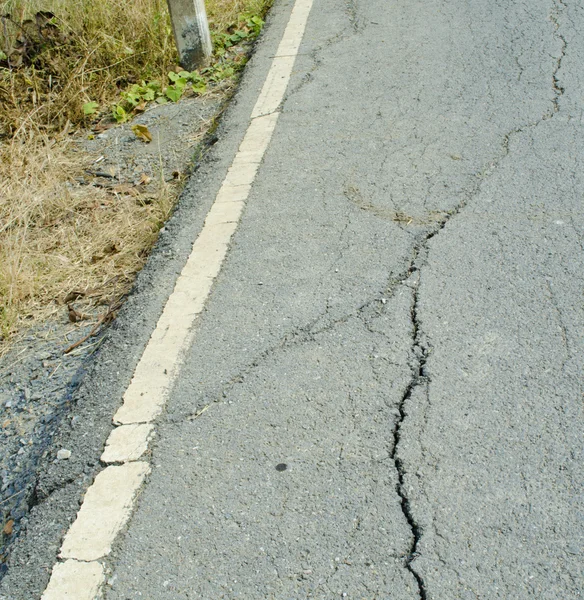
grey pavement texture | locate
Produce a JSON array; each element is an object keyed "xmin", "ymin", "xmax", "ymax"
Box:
[
  {"xmin": 103, "ymin": 0, "xmax": 584, "ymax": 598},
  {"xmin": 3, "ymin": 0, "xmax": 584, "ymax": 597}
]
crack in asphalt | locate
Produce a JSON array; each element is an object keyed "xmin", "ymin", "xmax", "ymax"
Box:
[
  {"xmin": 384, "ymin": 5, "xmax": 572, "ymax": 593},
  {"xmin": 345, "ymin": 0, "xmax": 362, "ymax": 32},
  {"xmin": 544, "ymin": 279, "xmax": 572, "ymax": 372},
  {"xmin": 390, "ymin": 269, "xmax": 427, "ymax": 599},
  {"xmin": 285, "ymin": 0, "xmax": 364, "ymax": 101},
  {"xmin": 549, "ymin": 0, "xmax": 567, "ymax": 115},
  {"xmin": 169, "ymin": 95, "xmax": 546, "ymax": 594},
  {"xmin": 171, "ymin": 24, "xmax": 572, "ymax": 581}
]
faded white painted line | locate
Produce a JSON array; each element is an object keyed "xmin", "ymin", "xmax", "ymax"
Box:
[
  {"xmin": 41, "ymin": 560, "xmax": 104, "ymax": 600},
  {"xmin": 250, "ymin": 55, "xmax": 296, "ymax": 118},
  {"xmin": 252, "ymin": 0, "xmax": 314, "ymax": 118},
  {"xmin": 101, "ymin": 423, "xmax": 154, "ymax": 463},
  {"xmin": 59, "ymin": 462, "xmax": 150, "ymax": 561},
  {"xmin": 112, "ymin": 119, "xmax": 279, "ymax": 428},
  {"xmin": 42, "ymin": 0, "xmax": 313, "ymax": 595}
]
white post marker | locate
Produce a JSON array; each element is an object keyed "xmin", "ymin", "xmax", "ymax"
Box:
[
  {"xmin": 41, "ymin": 0, "xmax": 314, "ymax": 596},
  {"xmin": 167, "ymin": 0, "xmax": 213, "ymax": 69}
]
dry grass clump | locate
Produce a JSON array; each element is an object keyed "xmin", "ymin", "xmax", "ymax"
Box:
[
  {"xmin": 0, "ymin": 0, "xmax": 176, "ymax": 137},
  {"xmin": 0, "ymin": 130, "xmax": 175, "ymax": 342},
  {"xmin": 208, "ymin": 0, "xmax": 270, "ymax": 30},
  {"xmin": 0, "ymin": 0, "xmax": 272, "ymax": 349},
  {"xmin": 0, "ymin": 0, "xmax": 270, "ymax": 136}
]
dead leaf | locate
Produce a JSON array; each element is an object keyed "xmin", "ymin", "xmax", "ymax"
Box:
[
  {"xmin": 64, "ymin": 290, "xmax": 85, "ymax": 303},
  {"xmin": 90, "ymin": 242, "xmax": 119, "ymax": 264},
  {"xmin": 92, "ymin": 123, "xmax": 113, "ymax": 133},
  {"xmin": 131, "ymin": 124, "xmax": 152, "ymax": 143},
  {"xmin": 138, "ymin": 173, "xmax": 152, "ymax": 185},
  {"xmin": 103, "ymin": 242, "xmax": 119, "ymax": 255},
  {"xmin": 3, "ymin": 520, "xmax": 14, "ymax": 536},
  {"xmin": 68, "ymin": 305, "xmax": 88, "ymax": 323}
]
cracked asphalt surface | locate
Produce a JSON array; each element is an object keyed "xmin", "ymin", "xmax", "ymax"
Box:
[
  {"xmin": 103, "ymin": 0, "xmax": 583, "ymax": 597},
  {"xmin": 2, "ymin": 0, "xmax": 583, "ymax": 597}
]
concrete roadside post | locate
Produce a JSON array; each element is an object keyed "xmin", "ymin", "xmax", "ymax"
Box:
[{"xmin": 166, "ymin": 0, "xmax": 213, "ymax": 70}]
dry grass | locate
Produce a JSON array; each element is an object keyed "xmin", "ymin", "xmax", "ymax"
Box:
[
  {"xmin": 0, "ymin": 0, "xmax": 176, "ymax": 136},
  {"xmin": 0, "ymin": 131, "xmax": 175, "ymax": 341},
  {"xmin": 208, "ymin": 0, "xmax": 269, "ymax": 30},
  {"xmin": 0, "ymin": 0, "xmax": 272, "ymax": 347},
  {"xmin": 0, "ymin": 0, "xmax": 268, "ymax": 135}
]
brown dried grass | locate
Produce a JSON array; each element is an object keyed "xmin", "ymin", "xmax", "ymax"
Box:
[
  {"xmin": 0, "ymin": 129, "xmax": 175, "ymax": 342},
  {"xmin": 0, "ymin": 0, "xmax": 271, "ymax": 349},
  {"xmin": 0, "ymin": 0, "xmax": 177, "ymax": 136},
  {"xmin": 0, "ymin": 0, "xmax": 265, "ymax": 135}
]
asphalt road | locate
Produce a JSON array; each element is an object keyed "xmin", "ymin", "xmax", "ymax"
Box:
[{"xmin": 3, "ymin": 0, "xmax": 583, "ymax": 597}]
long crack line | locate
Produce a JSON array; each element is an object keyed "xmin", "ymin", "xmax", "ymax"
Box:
[
  {"xmin": 382, "ymin": 95, "xmax": 539, "ymax": 596},
  {"xmin": 390, "ymin": 265, "xmax": 428, "ymax": 599},
  {"xmin": 549, "ymin": 0, "xmax": 567, "ymax": 115},
  {"xmin": 384, "ymin": 7, "xmax": 571, "ymax": 581}
]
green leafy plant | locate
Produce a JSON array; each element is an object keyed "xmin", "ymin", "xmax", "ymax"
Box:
[
  {"xmin": 212, "ymin": 26, "xmax": 250, "ymax": 55},
  {"xmin": 243, "ymin": 14, "xmax": 264, "ymax": 36},
  {"xmin": 82, "ymin": 101, "xmax": 99, "ymax": 115},
  {"xmin": 165, "ymin": 70, "xmax": 208, "ymax": 101},
  {"xmin": 112, "ymin": 104, "xmax": 129, "ymax": 123},
  {"xmin": 203, "ymin": 63, "xmax": 235, "ymax": 82},
  {"xmin": 109, "ymin": 9, "xmax": 264, "ymax": 119}
]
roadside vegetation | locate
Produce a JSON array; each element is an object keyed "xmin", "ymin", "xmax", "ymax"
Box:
[{"xmin": 0, "ymin": 0, "xmax": 271, "ymax": 349}]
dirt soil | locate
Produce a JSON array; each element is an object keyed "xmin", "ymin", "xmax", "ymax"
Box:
[{"xmin": 79, "ymin": 94, "xmax": 223, "ymax": 190}]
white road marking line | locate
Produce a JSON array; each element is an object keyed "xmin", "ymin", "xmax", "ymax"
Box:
[
  {"xmin": 42, "ymin": 0, "xmax": 314, "ymax": 594},
  {"xmin": 59, "ymin": 462, "xmax": 150, "ymax": 561},
  {"xmin": 41, "ymin": 560, "xmax": 104, "ymax": 600},
  {"xmin": 100, "ymin": 423, "xmax": 154, "ymax": 463},
  {"xmin": 251, "ymin": 56, "xmax": 296, "ymax": 118}
]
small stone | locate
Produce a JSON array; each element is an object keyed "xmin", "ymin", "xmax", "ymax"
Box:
[{"xmin": 57, "ymin": 449, "xmax": 72, "ymax": 460}]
